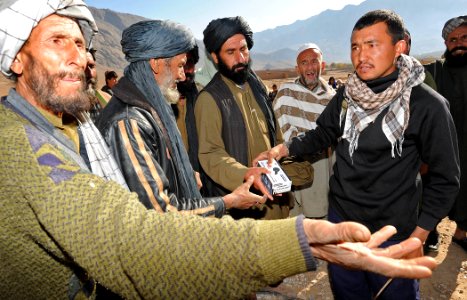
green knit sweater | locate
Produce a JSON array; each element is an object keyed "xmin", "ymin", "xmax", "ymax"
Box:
[{"xmin": 0, "ymin": 100, "xmax": 312, "ymax": 299}]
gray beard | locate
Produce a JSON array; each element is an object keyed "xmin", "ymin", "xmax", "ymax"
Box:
[
  {"xmin": 27, "ymin": 59, "xmax": 91, "ymax": 116},
  {"xmin": 162, "ymin": 86, "xmax": 181, "ymax": 104}
]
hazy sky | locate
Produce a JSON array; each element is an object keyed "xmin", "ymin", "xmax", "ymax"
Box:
[{"xmin": 85, "ymin": 0, "xmax": 366, "ymax": 38}]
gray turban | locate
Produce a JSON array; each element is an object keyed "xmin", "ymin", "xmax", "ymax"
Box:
[
  {"xmin": 203, "ymin": 16, "xmax": 253, "ymax": 54},
  {"xmin": 442, "ymin": 15, "xmax": 466, "ymax": 40},
  {"xmin": 121, "ymin": 20, "xmax": 196, "ymax": 62},
  {"xmin": 0, "ymin": 0, "xmax": 98, "ymax": 78}
]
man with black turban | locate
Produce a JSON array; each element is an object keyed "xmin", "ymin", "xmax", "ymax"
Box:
[
  {"xmin": 96, "ymin": 20, "xmax": 266, "ymax": 216},
  {"xmin": 196, "ymin": 17, "xmax": 310, "ymax": 219},
  {"xmin": 173, "ymin": 45, "xmax": 202, "ymax": 174}
]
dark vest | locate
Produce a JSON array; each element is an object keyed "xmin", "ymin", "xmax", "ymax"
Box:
[{"xmin": 200, "ymin": 72, "xmax": 276, "ymax": 197}]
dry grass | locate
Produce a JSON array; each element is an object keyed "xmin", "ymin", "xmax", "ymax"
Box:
[{"xmin": 259, "ymin": 67, "xmax": 353, "ymax": 92}]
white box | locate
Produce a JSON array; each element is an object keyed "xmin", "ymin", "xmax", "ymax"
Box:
[{"xmin": 257, "ymin": 159, "xmax": 292, "ymax": 194}]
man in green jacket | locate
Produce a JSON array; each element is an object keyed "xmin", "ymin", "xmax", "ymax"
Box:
[{"xmin": 0, "ymin": 1, "xmax": 437, "ymax": 299}]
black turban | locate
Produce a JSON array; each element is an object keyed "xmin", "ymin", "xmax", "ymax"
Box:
[
  {"xmin": 203, "ymin": 16, "xmax": 253, "ymax": 54},
  {"xmin": 121, "ymin": 20, "xmax": 195, "ymax": 62}
]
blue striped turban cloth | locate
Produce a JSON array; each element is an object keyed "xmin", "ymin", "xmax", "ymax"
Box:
[{"xmin": 121, "ymin": 20, "xmax": 195, "ymax": 62}]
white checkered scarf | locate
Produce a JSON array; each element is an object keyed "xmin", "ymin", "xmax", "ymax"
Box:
[
  {"xmin": 0, "ymin": 0, "xmax": 97, "ymax": 78},
  {"xmin": 77, "ymin": 112, "xmax": 129, "ymax": 189},
  {"xmin": 342, "ymin": 54, "xmax": 425, "ymax": 158}
]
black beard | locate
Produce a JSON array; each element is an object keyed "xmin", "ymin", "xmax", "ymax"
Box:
[
  {"xmin": 444, "ymin": 48, "xmax": 467, "ymax": 67},
  {"xmin": 217, "ymin": 57, "xmax": 250, "ymax": 85},
  {"xmin": 184, "ymin": 72, "xmax": 195, "ymax": 83},
  {"xmin": 177, "ymin": 75, "xmax": 195, "ymax": 97}
]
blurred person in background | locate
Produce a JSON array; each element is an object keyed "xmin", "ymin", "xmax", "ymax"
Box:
[
  {"xmin": 268, "ymin": 83, "xmax": 278, "ymax": 101},
  {"xmin": 85, "ymin": 49, "xmax": 111, "ymax": 122},
  {"xmin": 101, "ymin": 70, "xmax": 118, "ymax": 95}
]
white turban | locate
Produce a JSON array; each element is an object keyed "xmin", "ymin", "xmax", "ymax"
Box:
[{"xmin": 0, "ymin": 0, "xmax": 98, "ymax": 78}]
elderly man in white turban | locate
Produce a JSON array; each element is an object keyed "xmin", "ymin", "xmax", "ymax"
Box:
[
  {"xmin": 0, "ymin": 1, "xmax": 440, "ymax": 299},
  {"xmin": 0, "ymin": 0, "xmax": 128, "ymax": 187}
]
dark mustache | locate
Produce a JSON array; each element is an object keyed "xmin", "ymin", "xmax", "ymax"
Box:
[
  {"xmin": 57, "ymin": 70, "xmax": 86, "ymax": 82},
  {"xmin": 233, "ymin": 63, "xmax": 248, "ymax": 70},
  {"xmin": 356, "ymin": 62, "xmax": 373, "ymax": 69},
  {"xmin": 450, "ymin": 46, "xmax": 467, "ymax": 54}
]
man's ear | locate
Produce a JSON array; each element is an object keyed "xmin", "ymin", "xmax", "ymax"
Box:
[
  {"xmin": 10, "ymin": 53, "xmax": 24, "ymax": 76},
  {"xmin": 321, "ymin": 61, "xmax": 326, "ymax": 73},
  {"xmin": 394, "ymin": 40, "xmax": 405, "ymax": 57},
  {"xmin": 149, "ymin": 58, "xmax": 161, "ymax": 74},
  {"xmin": 210, "ymin": 52, "xmax": 218, "ymax": 65}
]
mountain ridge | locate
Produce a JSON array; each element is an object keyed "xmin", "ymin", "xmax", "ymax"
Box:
[{"xmin": 87, "ymin": 0, "xmax": 465, "ymax": 71}]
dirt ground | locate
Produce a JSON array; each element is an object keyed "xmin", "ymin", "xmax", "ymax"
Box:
[{"xmin": 261, "ymin": 68, "xmax": 352, "ymax": 92}]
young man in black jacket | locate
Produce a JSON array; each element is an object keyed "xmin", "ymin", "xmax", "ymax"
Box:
[{"xmin": 255, "ymin": 10, "xmax": 460, "ymax": 300}]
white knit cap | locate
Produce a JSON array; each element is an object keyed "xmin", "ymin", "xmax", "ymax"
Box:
[
  {"xmin": 296, "ymin": 42, "xmax": 322, "ymax": 58},
  {"xmin": 0, "ymin": 0, "xmax": 98, "ymax": 78}
]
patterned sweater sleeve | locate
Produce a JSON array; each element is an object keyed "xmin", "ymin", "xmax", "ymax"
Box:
[{"xmin": 0, "ymin": 107, "xmax": 314, "ymax": 299}]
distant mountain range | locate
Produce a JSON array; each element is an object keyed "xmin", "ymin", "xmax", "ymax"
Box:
[
  {"xmin": 88, "ymin": 7, "xmax": 147, "ymax": 71},
  {"xmin": 88, "ymin": 0, "xmax": 466, "ymax": 71}
]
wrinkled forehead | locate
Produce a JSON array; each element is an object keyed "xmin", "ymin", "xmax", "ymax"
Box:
[
  {"xmin": 26, "ymin": 14, "xmax": 85, "ymax": 46},
  {"xmin": 220, "ymin": 34, "xmax": 248, "ymax": 51}
]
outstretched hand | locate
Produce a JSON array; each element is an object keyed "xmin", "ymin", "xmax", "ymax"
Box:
[
  {"xmin": 223, "ymin": 176, "xmax": 267, "ymax": 210},
  {"xmin": 303, "ymin": 220, "xmax": 437, "ymax": 279}
]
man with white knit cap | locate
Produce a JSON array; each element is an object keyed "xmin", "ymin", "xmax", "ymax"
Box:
[{"xmin": 273, "ymin": 42, "xmax": 336, "ymax": 220}]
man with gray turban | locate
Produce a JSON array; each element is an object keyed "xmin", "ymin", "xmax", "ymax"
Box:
[
  {"xmin": 196, "ymin": 17, "xmax": 305, "ymax": 220},
  {"xmin": 424, "ymin": 15, "xmax": 467, "ymax": 252},
  {"xmin": 0, "ymin": 2, "xmax": 443, "ymax": 299},
  {"xmin": 96, "ymin": 20, "xmax": 266, "ymax": 216}
]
